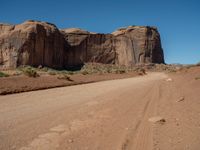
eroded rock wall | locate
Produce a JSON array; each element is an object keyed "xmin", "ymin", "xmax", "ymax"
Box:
[
  {"xmin": 0, "ymin": 21, "xmax": 65, "ymax": 69},
  {"xmin": 62, "ymin": 26, "xmax": 164, "ymax": 67},
  {"xmin": 0, "ymin": 21, "xmax": 164, "ymax": 69},
  {"xmin": 112, "ymin": 26, "xmax": 164, "ymax": 66},
  {"xmin": 61, "ymin": 28, "xmax": 116, "ymax": 67}
]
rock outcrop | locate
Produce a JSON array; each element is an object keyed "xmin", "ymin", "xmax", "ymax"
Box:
[
  {"xmin": 0, "ymin": 20, "xmax": 65, "ymax": 69},
  {"xmin": 0, "ymin": 21, "xmax": 164, "ymax": 69},
  {"xmin": 61, "ymin": 29, "xmax": 116, "ymax": 68},
  {"xmin": 62, "ymin": 26, "xmax": 164, "ymax": 67},
  {"xmin": 112, "ymin": 26, "xmax": 164, "ymax": 65}
]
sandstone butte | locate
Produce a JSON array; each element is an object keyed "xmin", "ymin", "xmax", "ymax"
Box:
[{"xmin": 0, "ymin": 20, "xmax": 164, "ymax": 69}]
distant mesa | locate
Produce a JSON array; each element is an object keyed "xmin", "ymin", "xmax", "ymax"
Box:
[{"xmin": 0, "ymin": 20, "xmax": 164, "ymax": 69}]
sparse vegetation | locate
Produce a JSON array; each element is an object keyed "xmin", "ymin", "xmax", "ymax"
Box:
[
  {"xmin": 136, "ymin": 68, "xmax": 146, "ymax": 75},
  {"xmin": 40, "ymin": 67, "xmax": 50, "ymax": 72},
  {"xmin": 14, "ymin": 63, "xmax": 192, "ymax": 78},
  {"xmin": 81, "ymin": 70, "xmax": 89, "ymax": 75},
  {"xmin": 115, "ymin": 69, "xmax": 126, "ymax": 74},
  {"xmin": 37, "ymin": 66, "xmax": 76, "ymax": 76},
  {"xmin": 80, "ymin": 63, "xmax": 135, "ymax": 74},
  {"xmin": 0, "ymin": 71, "xmax": 9, "ymax": 77},
  {"xmin": 15, "ymin": 63, "xmax": 164, "ymax": 77},
  {"xmin": 19, "ymin": 66, "xmax": 39, "ymax": 77}
]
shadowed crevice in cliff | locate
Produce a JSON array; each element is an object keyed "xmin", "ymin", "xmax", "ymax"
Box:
[{"xmin": 63, "ymin": 64, "xmax": 84, "ymax": 71}]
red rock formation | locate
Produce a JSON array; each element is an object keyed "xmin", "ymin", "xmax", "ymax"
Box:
[
  {"xmin": 61, "ymin": 28, "xmax": 116, "ymax": 68},
  {"xmin": 112, "ymin": 26, "xmax": 164, "ymax": 65},
  {"xmin": 0, "ymin": 20, "xmax": 65, "ymax": 69},
  {"xmin": 0, "ymin": 21, "xmax": 164, "ymax": 69},
  {"xmin": 62, "ymin": 26, "xmax": 164, "ymax": 67}
]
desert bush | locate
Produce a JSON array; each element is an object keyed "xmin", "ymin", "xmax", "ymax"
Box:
[
  {"xmin": 140, "ymin": 68, "xmax": 146, "ymax": 74},
  {"xmin": 20, "ymin": 66, "xmax": 39, "ymax": 77},
  {"xmin": 136, "ymin": 68, "xmax": 146, "ymax": 75},
  {"xmin": 81, "ymin": 70, "xmax": 89, "ymax": 75},
  {"xmin": 168, "ymin": 69, "xmax": 177, "ymax": 73},
  {"xmin": 80, "ymin": 63, "xmax": 132, "ymax": 74},
  {"xmin": 115, "ymin": 69, "xmax": 126, "ymax": 74},
  {"xmin": 43, "ymin": 68, "xmax": 76, "ymax": 76},
  {"xmin": 0, "ymin": 71, "xmax": 9, "ymax": 77},
  {"xmin": 40, "ymin": 67, "xmax": 50, "ymax": 72}
]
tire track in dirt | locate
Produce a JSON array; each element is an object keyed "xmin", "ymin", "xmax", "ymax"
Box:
[
  {"xmin": 121, "ymin": 86, "xmax": 153, "ymax": 150},
  {"xmin": 121, "ymin": 82, "xmax": 162, "ymax": 150}
]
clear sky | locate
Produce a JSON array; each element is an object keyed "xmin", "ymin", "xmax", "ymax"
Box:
[{"xmin": 0, "ymin": 0, "xmax": 199, "ymax": 64}]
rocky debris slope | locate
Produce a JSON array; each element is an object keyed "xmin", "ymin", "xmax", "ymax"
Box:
[{"xmin": 0, "ymin": 21, "xmax": 164, "ymax": 69}]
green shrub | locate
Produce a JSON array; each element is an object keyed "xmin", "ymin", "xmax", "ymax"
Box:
[
  {"xmin": 115, "ymin": 69, "xmax": 126, "ymax": 74},
  {"xmin": 136, "ymin": 68, "xmax": 146, "ymax": 75},
  {"xmin": 40, "ymin": 67, "xmax": 50, "ymax": 72},
  {"xmin": 81, "ymin": 70, "xmax": 89, "ymax": 75},
  {"xmin": 0, "ymin": 71, "xmax": 9, "ymax": 77},
  {"xmin": 20, "ymin": 67, "xmax": 39, "ymax": 77},
  {"xmin": 168, "ymin": 69, "xmax": 177, "ymax": 73},
  {"xmin": 140, "ymin": 68, "xmax": 146, "ymax": 74}
]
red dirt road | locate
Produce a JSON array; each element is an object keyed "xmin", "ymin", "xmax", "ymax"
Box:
[{"xmin": 0, "ymin": 71, "xmax": 200, "ymax": 150}]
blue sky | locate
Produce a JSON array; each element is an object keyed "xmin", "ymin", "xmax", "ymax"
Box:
[{"xmin": 0, "ymin": 0, "xmax": 199, "ymax": 64}]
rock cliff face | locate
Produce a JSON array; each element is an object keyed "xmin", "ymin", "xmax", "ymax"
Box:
[
  {"xmin": 62, "ymin": 26, "xmax": 164, "ymax": 67},
  {"xmin": 0, "ymin": 21, "xmax": 65, "ymax": 69},
  {"xmin": 0, "ymin": 21, "xmax": 164, "ymax": 69},
  {"xmin": 61, "ymin": 28, "xmax": 116, "ymax": 68},
  {"xmin": 112, "ymin": 26, "xmax": 164, "ymax": 65}
]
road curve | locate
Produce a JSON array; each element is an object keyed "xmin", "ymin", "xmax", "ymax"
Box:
[{"xmin": 0, "ymin": 72, "xmax": 168, "ymax": 150}]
